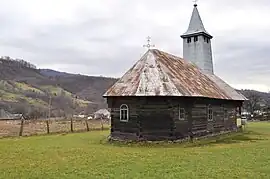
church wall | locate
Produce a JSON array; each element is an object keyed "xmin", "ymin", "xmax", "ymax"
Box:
[
  {"xmin": 107, "ymin": 97, "xmax": 176, "ymax": 141},
  {"xmin": 188, "ymin": 98, "xmax": 240, "ymax": 137},
  {"xmin": 106, "ymin": 96, "xmax": 242, "ymax": 141}
]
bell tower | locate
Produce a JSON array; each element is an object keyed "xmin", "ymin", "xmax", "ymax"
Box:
[{"xmin": 181, "ymin": 3, "xmax": 214, "ymax": 74}]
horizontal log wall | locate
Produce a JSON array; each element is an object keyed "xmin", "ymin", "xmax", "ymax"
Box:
[{"xmin": 106, "ymin": 97, "xmax": 242, "ymax": 141}]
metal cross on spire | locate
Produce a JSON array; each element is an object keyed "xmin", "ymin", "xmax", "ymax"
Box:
[
  {"xmin": 193, "ymin": 0, "xmax": 198, "ymax": 6},
  {"xmin": 143, "ymin": 36, "xmax": 155, "ymax": 49}
]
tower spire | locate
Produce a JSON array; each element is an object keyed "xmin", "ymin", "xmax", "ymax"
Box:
[
  {"xmin": 181, "ymin": 2, "xmax": 212, "ymax": 39},
  {"xmin": 181, "ymin": 3, "xmax": 214, "ymax": 74}
]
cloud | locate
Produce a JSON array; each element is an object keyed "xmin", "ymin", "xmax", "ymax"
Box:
[{"xmin": 0, "ymin": 0, "xmax": 269, "ymax": 92}]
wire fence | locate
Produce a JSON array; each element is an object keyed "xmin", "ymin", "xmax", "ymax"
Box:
[{"xmin": 0, "ymin": 118, "xmax": 110, "ymax": 138}]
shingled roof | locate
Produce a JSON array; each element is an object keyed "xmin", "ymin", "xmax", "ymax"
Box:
[{"xmin": 103, "ymin": 49, "xmax": 247, "ymax": 101}]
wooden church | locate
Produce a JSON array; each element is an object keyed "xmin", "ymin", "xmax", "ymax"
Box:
[{"xmin": 103, "ymin": 3, "xmax": 247, "ymax": 141}]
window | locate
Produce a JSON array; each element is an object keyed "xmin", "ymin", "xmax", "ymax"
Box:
[
  {"xmin": 204, "ymin": 36, "xmax": 209, "ymax": 43},
  {"xmin": 194, "ymin": 36, "xmax": 198, "ymax": 42},
  {"xmin": 179, "ymin": 107, "xmax": 185, "ymax": 120},
  {"xmin": 208, "ymin": 105, "xmax": 213, "ymax": 121},
  {"xmin": 120, "ymin": 104, "xmax": 129, "ymax": 122},
  {"xmin": 187, "ymin": 37, "xmax": 191, "ymax": 43},
  {"xmin": 224, "ymin": 107, "xmax": 228, "ymax": 120}
]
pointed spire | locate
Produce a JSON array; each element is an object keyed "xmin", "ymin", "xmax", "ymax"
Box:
[{"xmin": 181, "ymin": 3, "xmax": 212, "ymax": 38}]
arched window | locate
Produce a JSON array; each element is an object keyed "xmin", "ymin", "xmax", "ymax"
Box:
[
  {"xmin": 187, "ymin": 37, "xmax": 191, "ymax": 43},
  {"xmin": 120, "ymin": 104, "xmax": 129, "ymax": 122},
  {"xmin": 208, "ymin": 105, "xmax": 213, "ymax": 121}
]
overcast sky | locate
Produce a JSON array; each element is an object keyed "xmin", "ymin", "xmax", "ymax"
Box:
[{"xmin": 0, "ymin": 0, "xmax": 269, "ymax": 92}]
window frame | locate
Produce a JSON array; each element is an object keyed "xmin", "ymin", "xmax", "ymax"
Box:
[
  {"xmin": 224, "ymin": 107, "xmax": 228, "ymax": 121},
  {"xmin": 120, "ymin": 104, "xmax": 129, "ymax": 122},
  {"xmin": 179, "ymin": 106, "xmax": 186, "ymax": 121},
  {"xmin": 208, "ymin": 105, "xmax": 213, "ymax": 121},
  {"xmin": 187, "ymin": 37, "xmax": 191, "ymax": 43}
]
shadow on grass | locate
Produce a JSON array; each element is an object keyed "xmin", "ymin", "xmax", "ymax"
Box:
[
  {"xmin": 102, "ymin": 130, "xmax": 268, "ymax": 149},
  {"xmin": 187, "ymin": 131, "xmax": 266, "ymax": 148}
]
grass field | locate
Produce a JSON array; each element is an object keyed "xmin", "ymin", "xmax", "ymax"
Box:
[{"xmin": 0, "ymin": 122, "xmax": 270, "ymax": 179}]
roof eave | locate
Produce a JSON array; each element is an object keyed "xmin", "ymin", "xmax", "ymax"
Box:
[
  {"xmin": 102, "ymin": 94, "xmax": 246, "ymax": 101},
  {"xmin": 181, "ymin": 31, "xmax": 213, "ymax": 39}
]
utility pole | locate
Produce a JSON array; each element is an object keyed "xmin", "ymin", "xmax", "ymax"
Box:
[{"xmin": 48, "ymin": 95, "xmax": 51, "ymax": 120}]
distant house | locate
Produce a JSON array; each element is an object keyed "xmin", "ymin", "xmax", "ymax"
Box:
[
  {"xmin": 73, "ymin": 114, "xmax": 87, "ymax": 118},
  {"xmin": 94, "ymin": 109, "xmax": 110, "ymax": 119},
  {"xmin": 0, "ymin": 109, "xmax": 25, "ymax": 120},
  {"xmin": 103, "ymin": 3, "xmax": 247, "ymax": 141}
]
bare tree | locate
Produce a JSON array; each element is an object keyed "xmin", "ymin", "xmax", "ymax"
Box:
[{"xmin": 243, "ymin": 90, "xmax": 261, "ymax": 115}]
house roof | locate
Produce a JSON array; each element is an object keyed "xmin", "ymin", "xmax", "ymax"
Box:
[
  {"xmin": 103, "ymin": 49, "xmax": 247, "ymax": 101},
  {"xmin": 0, "ymin": 109, "xmax": 24, "ymax": 120},
  {"xmin": 94, "ymin": 109, "xmax": 110, "ymax": 115},
  {"xmin": 181, "ymin": 4, "xmax": 212, "ymax": 38}
]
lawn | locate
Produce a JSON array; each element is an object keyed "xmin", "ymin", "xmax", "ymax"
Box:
[{"xmin": 0, "ymin": 122, "xmax": 270, "ymax": 179}]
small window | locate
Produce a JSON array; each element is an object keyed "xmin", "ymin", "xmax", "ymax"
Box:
[
  {"xmin": 187, "ymin": 37, "xmax": 191, "ymax": 43},
  {"xmin": 224, "ymin": 108, "xmax": 228, "ymax": 120},
  {"xmin": 203, "ymin": 36, "xmax": 209, "ymax": 43},
  {"xmin": 194, "ymin": 36, "xmax": 198, "ymax": 42},
  {"xmin": 208, "ymin": 105, "xmax": 213, "ymax": 121},
  {"xmin": 179, "ymin": 107, "xmax": 185, "ymax": 120},
  {"xmin": 120, "ymin": 104, "xmax": 129, "ymax": 122}
]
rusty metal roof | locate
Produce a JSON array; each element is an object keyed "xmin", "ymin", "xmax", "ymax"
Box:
[{"xmin": 103, "ymin": 49, "xmax": 247, "ymax": 101}]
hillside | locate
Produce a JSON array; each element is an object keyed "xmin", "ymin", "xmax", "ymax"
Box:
[
  {"xmin": 0, "ymin": 57, "xmax": 117, "ymax": 118},
  {"xmin": 1, "ymin": 56, "xmax": 270, "ymax": 118}
]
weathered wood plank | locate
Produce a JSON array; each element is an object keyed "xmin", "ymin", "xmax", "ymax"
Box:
[{"xmin": 107, "ymin": 96, "xmax": 241, "ymax": 141}]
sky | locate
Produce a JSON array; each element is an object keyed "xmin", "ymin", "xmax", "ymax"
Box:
[{"xmin": 0, "ymin": 0, "xmax": 269, "ymax": 92}]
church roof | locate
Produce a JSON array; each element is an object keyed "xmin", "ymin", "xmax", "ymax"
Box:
[
  {"xmin": 181, "ymin": 4, "xmax": 212, "ymax": 38},
  {"xmin": 103, "ymin": 49, "xmax": 247, "ymax": 101}
]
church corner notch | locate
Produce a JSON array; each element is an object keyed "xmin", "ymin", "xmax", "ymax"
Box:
[{"xmin": 181, "ymin": 3, "xmax": 214, "ymax": 74}]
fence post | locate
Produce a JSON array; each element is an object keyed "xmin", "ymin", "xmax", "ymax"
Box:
[
  {"xmin": 46, "ymin": 120, "xmax": 50, "ymax": 134},
  {"xmin": 19, "ymin": 117, "xmax": 25, "ymax": 136},
  {"xmin": 70, "ymin": 117, "xmax": 74, "ymax": 132},
  {"xmin": 85, "ymin": 119, "xmax": 89, "ymax": 131}
]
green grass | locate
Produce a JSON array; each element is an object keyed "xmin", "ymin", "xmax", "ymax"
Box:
[
  {"xmin": 0, "ymin": 122, "xmax": 270, "ymax": 179},
  {"xmin": 40, "ymin": 85, "xmax": 72, "ymax": 96},
  {"xmin": 14, "ymin": 82, "xmax": 45, "ymax": 94},
  {"xmin": 0, "ymin": 81, "xmax": 90, "ymax": 107},
  {"xmin": 0, "ymin": 89, "xmax": 19, "ymax": 102},
  {"xmin": 40, "ymin": 85, "xmax": 91, "ymax": 107},
  {"xmin": 0, "ymin": 89, "xmax": 47, "ymax": 106}
]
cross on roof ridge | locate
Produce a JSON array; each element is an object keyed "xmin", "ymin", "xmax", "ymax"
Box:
[{"xmin": 143, "ymin": 36, "xmax": 155, "ymax": 49}]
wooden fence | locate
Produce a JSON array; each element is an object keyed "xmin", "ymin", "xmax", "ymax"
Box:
[{"xmin": 0, "ymin": 118, "xmax": 110, "ymax": 138}]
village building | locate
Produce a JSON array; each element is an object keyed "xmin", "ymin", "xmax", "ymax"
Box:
[
  {"xmin": 0, "ymin": 109, "xmax": 25, "ymax": 120},
  {"xmin": 94, "ymin": 109, "xmax": 111, "ymax": 119},
  {"xmin": 103, "ymin": 3, "xmax": 247, "ymax": 141}
]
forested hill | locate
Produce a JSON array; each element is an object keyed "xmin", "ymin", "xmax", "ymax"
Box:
[
  {"xmin": 0, "ymin": 56, "xmax": 269, "ymax": 118},
  {"xmin": 0, "ymin": 56, "xmax": 117, "ymax": 118}
]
